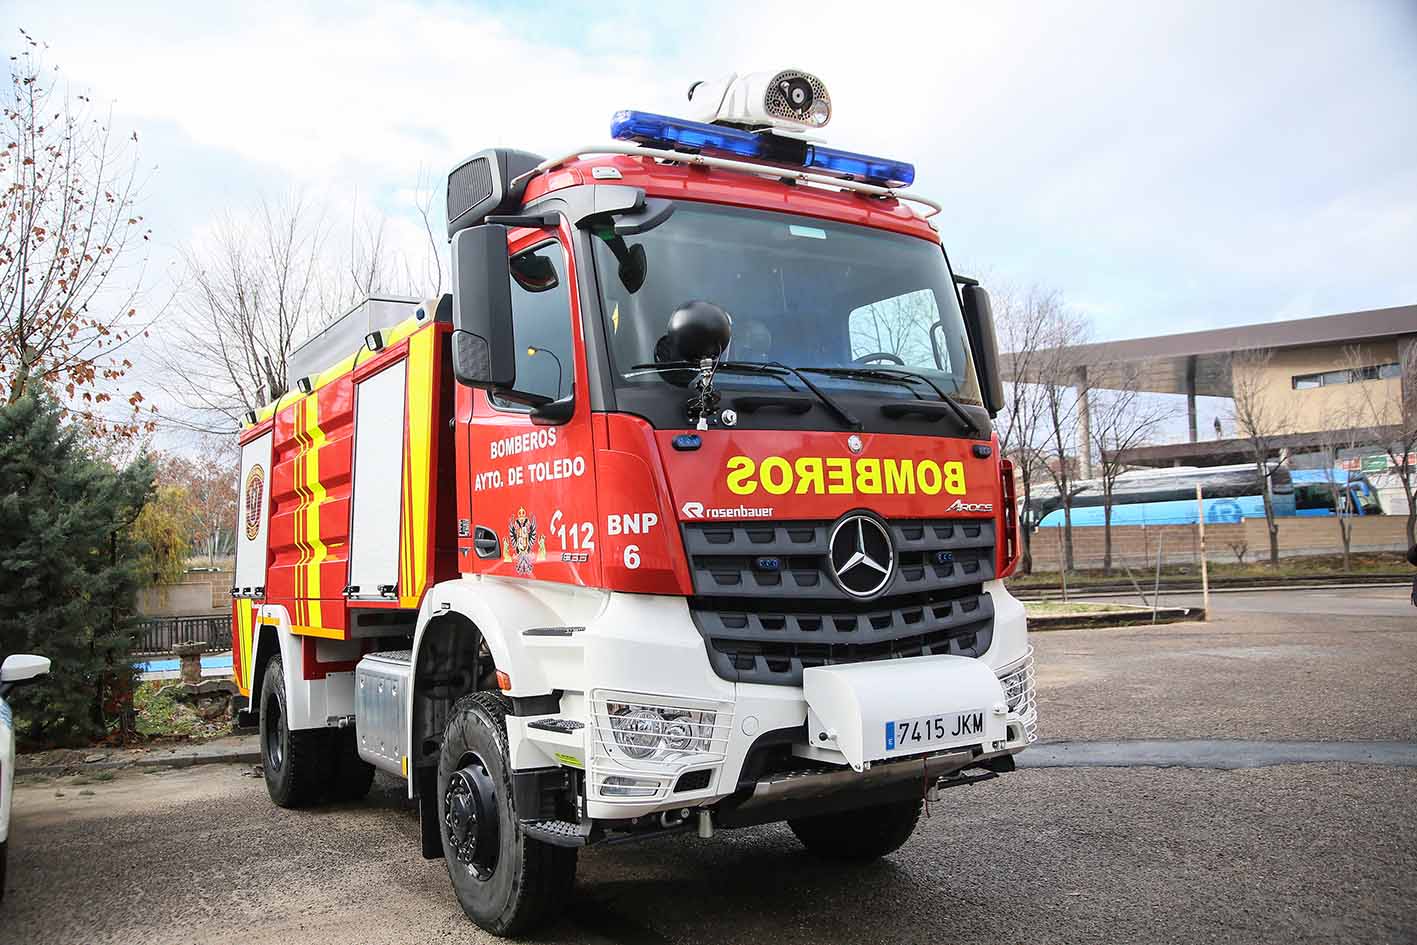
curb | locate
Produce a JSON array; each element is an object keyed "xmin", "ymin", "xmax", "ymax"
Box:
[
  {"xmin": 1027, "ymin": 606, "xmax": 1203, "ymax": 631},
  {"xmin": 1012, "ymin": 576, "xmax": 1409, "ymax": 599},
  {"xmin": 18, "ymin": 739, "xmax": 260, "ymax": 776}
]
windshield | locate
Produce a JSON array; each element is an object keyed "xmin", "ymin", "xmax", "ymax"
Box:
[{"xmin": 591, "ymin": 201, "xmax": 982, "ymax": 405}]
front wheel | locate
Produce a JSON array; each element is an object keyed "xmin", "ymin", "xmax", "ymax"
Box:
[
  {"xmin": 438, "ymin": 692, "xmax": 577, "ymax": 936},
  {"xmin": 788, "ymin": 798, "xmax": 923, "ymax": 860}
]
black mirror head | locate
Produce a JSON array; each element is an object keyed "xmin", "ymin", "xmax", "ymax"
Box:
[
  {"xmin": 667, "ymin": 300, "xmax": 733, "ymax": 362},
  {"xmin": 619, "ymin": 243, "xmax": 647, "ymax": 294},
  {"xmin": 451, "ymin": 224, "xmax": 516, "ymax": 389},
  {"xmin": 960, "ymin": 283, "xmax": 1005, "ymax": 419}
]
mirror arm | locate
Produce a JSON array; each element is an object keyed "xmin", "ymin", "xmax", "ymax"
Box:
[
  {"xmin": 485, "ymin": 213, "xmax": 560, "ymax": 229},
  {"xmin": 531, "ymin": 395, "xmax": 576, "ymax": 426},
  {"xmin": 493, "ymin": 387, "xmax": 554, "ymax": 409}
]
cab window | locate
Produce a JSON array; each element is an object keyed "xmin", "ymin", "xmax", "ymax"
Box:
[{"xmin": 493, "ymin": 242, "xmax": 573, "ymax": 408}]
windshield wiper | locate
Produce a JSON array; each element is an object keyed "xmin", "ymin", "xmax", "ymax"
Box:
[
  {"xmin": 628, "ymin": 360, "xmax": 861, "ymax": 430},
  {"xmin": 802, "ymin": 367, "xmax": 981, "ymax": 437}
]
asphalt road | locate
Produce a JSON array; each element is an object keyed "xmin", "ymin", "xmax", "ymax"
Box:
[{"xmin": 3, "ymin": 587, "xmax": 1414, "ymax": 945}]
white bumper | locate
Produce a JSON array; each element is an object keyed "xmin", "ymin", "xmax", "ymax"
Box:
[{"xmin": 510, "ymin": 579, "xmax": 1036, "ymax": 821}]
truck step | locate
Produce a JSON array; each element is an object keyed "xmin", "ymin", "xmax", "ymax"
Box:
[
  {"xmin": 527, "ymin": 718, "xmax": 584, "ymax": 734},
  {"xmin": 520, "ymin": 818, "xmax": 592, "ymax": 848}
]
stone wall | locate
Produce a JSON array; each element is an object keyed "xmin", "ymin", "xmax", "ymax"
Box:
[{"xmin": 136, "ymin": 571, "xmax": 234, "ymax": 617}]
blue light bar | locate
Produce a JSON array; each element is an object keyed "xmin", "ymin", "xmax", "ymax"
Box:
[
  {"xmin": 609, "ymin": 110, "xmax": 915, "ymax": 188},
  {"xmin": 802, "ymin": 144, "xmax": 915, "ymax": 188},
  {"xmin": 611, "ymin": 110, "xmax": 760, "ymax": 158}
]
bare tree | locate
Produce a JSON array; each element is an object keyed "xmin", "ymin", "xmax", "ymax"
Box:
[
  {"xmin": 1346, "ymin": 341, "xmax": 1417, "ymax": 546},
  {"xmin": 413, "ymin": 166, "xmax": 444, "ymax": 298},
  {"xmin": 1229, "ymin": 348, "xmax": 1289, "ymax": 566},
  {"xmin": 1035, "ymin": 299, "xmax": 1093, "ymax": 572},
  {"xmin": 1313, "ymin": 417, "xmax": 1363, "ymax": 572},
  {"xmin": 161, "ymin": 195, "xmax": 329, "ymax": 423},
  {"xmin": 164, "ymin": 188, "xmax": 443, "ymax": 427},
  {"xmin": 0, "ymin": 31, "xmax": 155, "ymax": 436},
  {"xmin": 1089, "ymin": 363, "xmax": 1168, "ymax": 575},
  {"xmin": 994, "ymin": 285, "xmax": 1056, "ymax": 573}
]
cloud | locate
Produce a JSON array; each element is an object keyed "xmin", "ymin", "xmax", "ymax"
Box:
[{"xmin": 5, "ymin": 0, "xmax": 1415, "ymax": 349}]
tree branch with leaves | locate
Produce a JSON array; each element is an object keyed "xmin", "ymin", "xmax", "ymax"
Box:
[{"xmin": 0, "ymin": 30, "xmax": 155, "ymax": 437}]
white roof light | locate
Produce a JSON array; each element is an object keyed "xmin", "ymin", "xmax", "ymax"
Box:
[{"xmin": 686, "ymin": 69, "xmax": 832, "ymax": 135}]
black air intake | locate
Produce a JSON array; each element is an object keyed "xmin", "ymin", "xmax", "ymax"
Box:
[{"xmin": 445, "ymin": 148, "xmax": 545, "ymax": 238}]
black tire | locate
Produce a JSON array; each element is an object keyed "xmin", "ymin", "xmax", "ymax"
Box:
[
  {"xmin": 788, "ymin": 798, "xmax": 923, "ymax": 861},
  {"xmin": 438, "ymin": 692, "xmax": 577, "ymax": 936},
  {"xmin": 259, "ymin": 657, "xmax": 329, "ymax": 809},
  {"xmin": 325, "ymin": 727, "xmax": 375, "ymax": 802}
]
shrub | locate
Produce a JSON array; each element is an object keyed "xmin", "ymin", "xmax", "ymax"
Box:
[{"xmin": 0, "ymin": 393, "xmax": 154, "ymax": 744}]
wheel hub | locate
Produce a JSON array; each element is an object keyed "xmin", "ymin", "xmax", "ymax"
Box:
[
  {"xmin": 263, "ymin": 694, "xmax": 285, "ymax": 772},
  {"xmin": 444, "ymin": 756, "xmax": 500, "ymax": 880}
]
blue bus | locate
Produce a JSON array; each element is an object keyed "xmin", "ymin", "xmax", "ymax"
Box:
[
  {"xmin": 1289, "ymin": 467, "xmax": 1382, "ymax": 517},
  {"xmin": 1028, "ymin": 463, "xmax": 1297, "ymax": 528}
]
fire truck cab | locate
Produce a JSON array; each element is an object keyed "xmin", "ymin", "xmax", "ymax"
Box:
[{"xmin": 232, "ymin": 69, "xmax": 1035, "ymax": 936}]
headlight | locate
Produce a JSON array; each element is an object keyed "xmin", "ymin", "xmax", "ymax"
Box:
[
  {"xmin": 589, "ymin": 690, "xmax": 733, "ymax": 803},
  {"xmin": 605, "ymin": 702, "xmax": 714, "ymax": 762}
]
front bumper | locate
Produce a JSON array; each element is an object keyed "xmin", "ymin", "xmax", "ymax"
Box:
[{"xmin": 513, "ymin": 579, "xmax": 1036, "ymax": 822}]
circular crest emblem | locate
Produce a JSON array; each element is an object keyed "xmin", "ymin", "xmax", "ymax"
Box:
[
  {"xmin": 243, "ymin": 465, "xmax": 265, "ymax": 541},
  {"xmin": 847, "ymin": 434, "xmax": 864, "ymax": 454},
  {"xmin": 827, "ymin": 512, "xmax": 895, "ymax": 599}
]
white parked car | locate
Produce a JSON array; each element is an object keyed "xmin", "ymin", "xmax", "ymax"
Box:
[{"xmin": 0, "ymin": 654, "xmax": 50, "ymax": 902}]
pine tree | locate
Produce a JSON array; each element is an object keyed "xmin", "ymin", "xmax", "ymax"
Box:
[{"xmin": 0, "ymin": 393, "xmax": 154, "ymax": 744}]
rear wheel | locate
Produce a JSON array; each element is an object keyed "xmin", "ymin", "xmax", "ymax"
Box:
[
  {"xmin": 259, "ymin": 657, "xmax": 329, "ymax": 808},
  {"xmin": 438, "ymin": 692, "xmax": 577, "ymax": 936},
  {"xmin": 788, "ymin": 798, "xmax": 923, "ymax": 860}
]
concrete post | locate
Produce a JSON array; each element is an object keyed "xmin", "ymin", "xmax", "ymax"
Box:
[
  {"xmin": 1075, "ymin": 366, "xmax": 1092, "ymax": 479},
  {"xmin": 1186, "ymin": 355, "xmax": 1199, "ymax": 443},
  {"xmin": 1399, "ymin": 334, "xmax": 1417, "ymax": 422},
  {"xmin": 173, "ymin": 641, "xmax": 206, "ymax": 686}
]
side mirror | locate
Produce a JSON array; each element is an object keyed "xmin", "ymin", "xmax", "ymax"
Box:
[
  {"xmin": 960, "ymin": 283, "xmax": 1005, "ymax": 418},
  {"xmin": 451, "ymin": 224, "xmax": 516, "ymax": 390},
  {"xmin": 1, "ymin": 654, "xmax": 50, "ymax": 695}
]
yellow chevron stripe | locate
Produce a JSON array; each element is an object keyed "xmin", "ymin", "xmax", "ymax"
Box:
[
  {"xmin": 302, "ymin": 394, "xmax": 328, "ymax": 628},
  {"xmin": 400, "ymin": 328, "xmax": 435, "ymax": 608},
  {"xmin": 236, "ymin": 600, "xmax": 254, "ymax": 696},
  {"xmin": 291, "ymin": 623, "xmax": 345, "ymax": 640}
]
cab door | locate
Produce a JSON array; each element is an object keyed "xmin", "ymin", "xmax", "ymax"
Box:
[{"xmin": 466, "ymin": 226, "xmax": 600, "ymax": 588}]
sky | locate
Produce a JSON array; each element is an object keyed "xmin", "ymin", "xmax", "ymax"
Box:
[{"xmin": 4, "ymin": 0, "xmax": 1416, "ymax": 439}]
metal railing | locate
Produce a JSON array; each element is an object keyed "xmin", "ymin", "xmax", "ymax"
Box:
[{"xmin": 133, "ymin": 615, "xmax": 229, "ymax": 657}]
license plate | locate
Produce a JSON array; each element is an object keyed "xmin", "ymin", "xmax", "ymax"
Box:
[{"xmin": 885, "ymin": 710, "xmax": 985, "ymax": 753}]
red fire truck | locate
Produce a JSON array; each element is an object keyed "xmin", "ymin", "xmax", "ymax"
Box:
[{"xmin": 231, "ymin": 69, "xmax": 1035, "ymax": 935}]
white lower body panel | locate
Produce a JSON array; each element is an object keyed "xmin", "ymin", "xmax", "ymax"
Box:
[{"xmin": 505, "ymin": 578, "xmax": 1035, "ymax": 821}]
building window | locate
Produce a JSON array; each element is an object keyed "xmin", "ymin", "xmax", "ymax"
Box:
[{"xmin": 1291, "ymin": 362, "xmax": 1399, "ymax": 389}]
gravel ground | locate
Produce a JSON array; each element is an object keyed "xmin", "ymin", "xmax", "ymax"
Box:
[
  {"xmin": 1034, "ymin": 604, "xmax": 1417, "ymax": 742},
  {"xmin": 2, "ymin": 590, "xmax": 1414, "ymax": 945}
]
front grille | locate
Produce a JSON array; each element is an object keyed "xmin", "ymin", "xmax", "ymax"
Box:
[
  {"xmin": 683, "ymin": 517, "xmax": 995, "ymax": 603},
  {"xmin": 684, "ymin": 516, "xmax": 998, "ymax": 686}
]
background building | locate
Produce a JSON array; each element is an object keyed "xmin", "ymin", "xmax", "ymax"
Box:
[{"xmin": 1003, "ymin": 303, "xmax": 1415, "ymax": 474}]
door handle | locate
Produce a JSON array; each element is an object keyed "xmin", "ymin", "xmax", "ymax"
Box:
[{"xmin": 473, "ymin": 526, "xmax": 501, "ymax": 559}]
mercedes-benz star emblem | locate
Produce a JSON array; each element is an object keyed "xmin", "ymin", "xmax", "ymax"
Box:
[{"xmin": 828, "ymin": 513, "xmax": 894, "ymax": 598}]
